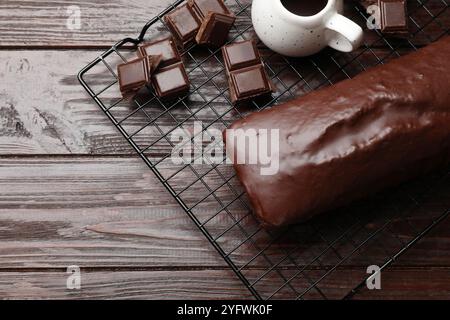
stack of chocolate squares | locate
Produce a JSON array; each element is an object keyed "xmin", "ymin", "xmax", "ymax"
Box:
[
  {"xmin": 117, "ymin": 55, "xmax": 162, "ymax": 96},
  {"xmin": 164, "ymin": 0, "xmax": 236, "ymax": 48},
  {"xmin": 117, "ymin": 1, "xmax": 274, "ymax": 105},
  {"xmin": 118, "ymin": 37, "xmax": 190, "ymax": 100},
  {"xmin": 222, "ymin": 40, "xmax": 275, "ymax": 105}
]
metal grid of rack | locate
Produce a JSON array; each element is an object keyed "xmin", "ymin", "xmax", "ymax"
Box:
[{"xmin": 78, "ymin": 0, "xmax": 450, "ymax": 299}]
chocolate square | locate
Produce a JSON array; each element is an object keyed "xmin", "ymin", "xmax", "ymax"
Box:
[
  {"xmin": 222, "ymin": 40, "xmax": 274, "ymax": 105},
  {"xmin": 138, "ymin": 37, "xmax": 181, "ymax": 68},
  {"xmin": 165, "ymin": 4, "xmax": 201, "ymax": 48},
  {"xmin": 380, "ymin": 0, "xmax": 408, "ymax": 33},
  {"xmin": 152, "ymin": 62, "xmax": 190, "ymax": 100},
  {"xmin": 229, "ymin": 65, "xmax": 272, "ymax": 103},
  {"xmin": 188, "ymin": 0, "xmax": 230, "ymax": 20},
  {"xmin": 196, "ymin": 12, "xmax": 235, "ymax": 47},
  {"xmin": 117, "ymin": 56, "xmax": 156, "ymax": 95},
  {"xmin": 222, "ymin": 40, "xmax": 261, "ymax": 72}
]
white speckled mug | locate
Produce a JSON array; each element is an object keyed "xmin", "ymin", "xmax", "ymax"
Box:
[{"xmin": 252, "ymin": 0, "xmax": 364, "ymax": 57}]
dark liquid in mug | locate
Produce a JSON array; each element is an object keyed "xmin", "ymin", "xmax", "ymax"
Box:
[{"xmin": 281, "ymin": 0, "xmax": 329, "ymax": 16}]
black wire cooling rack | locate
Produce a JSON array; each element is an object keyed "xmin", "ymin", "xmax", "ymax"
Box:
[{"xmin": 78, "ymin": 0, "xmax": 450, "ymax": 299}]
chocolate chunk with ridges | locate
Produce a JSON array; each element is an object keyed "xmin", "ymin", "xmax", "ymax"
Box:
[
  {"xmin": 152, "ymin": 62, "xmax": 190, "ymax": 100},
  {"xmin": 196, "ymin": 12, "xmax": 235, "ymax": 47},
  {"xmin": 222, "ymin": 40, "xmax": 261, "ymax": 72},
  {"xmin": 138, "ymin": 37, "xmax": 181, "ymax": 68},
  {"xmin": 117, "ymin": 56, "xmax": 161, "ymax": 96},
  {"xmin": 222, "ymin": 40, "xmax": 274, "ymax": 104},
  {"xmin": 379, "ymin": 0, "xmax": 408, "ymax": 34},
  {"xmin": 229, "ymin": 65, "xmax": 273, "ymax": 104},
  {"xmin": 188, "ymin": 0, "xmax": 230, "ymax": 20},
  {"xmin": 165, "ymin": 4, "xmax": 201, "ymax": 48}
]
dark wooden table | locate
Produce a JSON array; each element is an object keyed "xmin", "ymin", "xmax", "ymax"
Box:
[{"xmin": 0, "ymin": 0, "xmax": 449, "ymax": 299}]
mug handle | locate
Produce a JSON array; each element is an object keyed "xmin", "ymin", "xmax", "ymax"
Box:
[{"xmin": 325, "ymin": 13, "xmax": 364, "ymax": 52}]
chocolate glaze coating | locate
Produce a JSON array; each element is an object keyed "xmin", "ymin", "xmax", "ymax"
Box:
[{"xmin": 224, "ymin": 36, "xmax": 450, "ymax": 227}]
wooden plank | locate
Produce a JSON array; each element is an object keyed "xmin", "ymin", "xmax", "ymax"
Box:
[
  {"xmin": 0, "ymin": 270, "xmax": 253, "ymax": 300},
  {"xmin": 1, "ymin": 268, "xmax": 449, "ymax": 299},
  {"xmin": 0, "ymin": 0, "xmax": 446, "ymax": 48},
  {"xmin": 0, "ymin": 0, "xmax": 173, "ymax": 48},
  {"xmin": 0, "ymin": 49, "xmax": 140, "ymax": 155},
  {"xmin": 354, "ymin": 268, "xmax": 450, "ymax": 300},
  {"xmin": 0, "ymin": 156, "xmax": 221, "ymax": 268},
  {"xmin": 0, "ymin": 157, "xmax": 449, "ymax": 270}
]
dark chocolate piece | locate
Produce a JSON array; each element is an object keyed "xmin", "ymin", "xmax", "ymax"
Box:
[
  {"xmin": 196, "ymin": 12, "xmax": 235, "ymax": 47},
  {"xmin": 229, "ymin": 65, "xmax": 272, "ymax": 103},
  {"xmin": 165, "ymin": 4, "xmax": 201, "ymax": 48},
  {"xmin": 138, "ymin": 37, "xmax": 181, "ymax": 68},
  {"xmin": 224, "ymin": 36, "xmax": 450, "ymax": 227},
  {"xmin": 117, "ymin": 56, "xmax": 160, "ymax": 95},
  {"xmin": 146, "ymin": 55, "xmax": 163, "ymax": 73},
  {"xmin": 152, "ymin": 62, "xmax": 190, "ymax": 100},
  {"xmin": 222, "ymin": 40, "xmax": 273, "ymax": 104},
  {"xmin": 188, "ymin": 0, "xmax": 230, "ymax": 20},
  {"xmin": 222, "ymin": 40, "xmax": 261, "ymax": 72},
  {"xmin": 379, "ymin": 0, "xmax": 408, "ymax": 34},
  {"xmin": 137, "ymin": 36, "xmax": 189, "ymax": 100}
]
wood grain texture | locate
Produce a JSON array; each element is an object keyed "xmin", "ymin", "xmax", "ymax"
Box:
[
  {"xmin": 0, "ymin": 0, "xmax": 449, "ymax": 300},
  {"xmin": 0, "ymin": 49, "xmax": 126, "ymax": 154},
  {"xmin": 0, "ymin": 157, "xmax": 219, "ymax": 268},
  {"xmin": 0, "ymin": 270, "xmax": 250, "ymax": 300},
  {"xmin": 0, "ymin": 0, "xmax": 173, "ymax": 48},
  {"xmin": 0, "ymin": 157, "xmax": 449, "ymax": 271},
  {"xmin": 1, "ymin": 268, "xmax": 450, "ymax": 300}
]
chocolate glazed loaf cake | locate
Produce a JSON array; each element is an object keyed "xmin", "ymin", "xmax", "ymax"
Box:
[{"xmin": 224, "ymin": 36, "xmax": 450, "ymax": 227}]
